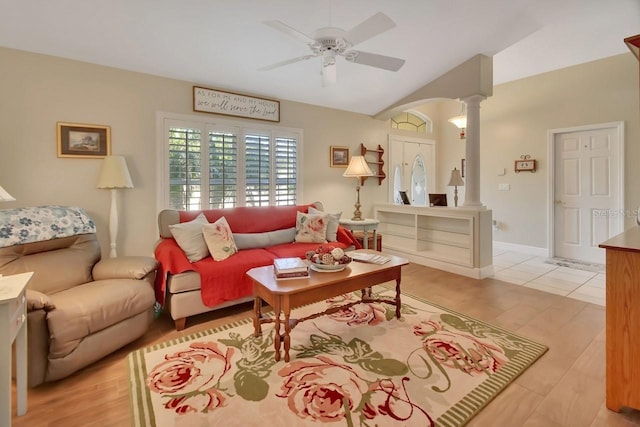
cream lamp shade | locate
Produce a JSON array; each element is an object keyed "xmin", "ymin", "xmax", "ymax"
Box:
[
  {"xmin": 343, "ymin": 156, "xmax": 374, "ymax": 221},
  {"xmin": 448, "ymin": 167, "xmax": 464, "ymax": 207},
  {"xmin": 97, "ymin": 155, "xmax": 134, "ymax": 189},
  {"xmin": 0, "ymin": 185, "xmax": 15, "ymax": 202},
  {"xmin": 448, "ymin": 168, "xmax": 464, "ymax": 187},
  {"xmin": 343, "ymin": 155, "xmax": 374, "ymax": 178}
]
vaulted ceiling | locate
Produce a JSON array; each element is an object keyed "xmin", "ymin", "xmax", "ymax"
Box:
[{"xmin": 1, "ymin": 0, "xmax": 638, "ymax": 115}]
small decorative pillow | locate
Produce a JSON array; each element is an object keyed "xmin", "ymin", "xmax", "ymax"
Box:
[
  {"xmin": 202, "ymin": 216, "xmax": 238, "ymax": 261},
  {"xmin": 294, "ymin": 211, "xmax": 328, "ymax": 243},
  {"xmin": 308, "ymin": 207, "xmax": 342, "ymax": 242},
  {"xmin": 168, "ymin": 213, "xmax": 209, "ymax": 262}
]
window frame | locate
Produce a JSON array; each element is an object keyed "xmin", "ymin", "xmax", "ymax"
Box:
[{"xmin": 156, "ymin": 111, "xmax": 304, "ymax": 213}]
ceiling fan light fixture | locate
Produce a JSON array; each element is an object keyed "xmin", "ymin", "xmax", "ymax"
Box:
[{"xmin": 321, "ymin": 51, "xmax": 337, "ymax": 86}]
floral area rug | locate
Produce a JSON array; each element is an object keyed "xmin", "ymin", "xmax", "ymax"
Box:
[{"xmin": 128, "ymin": 286, "xmax": 547, "ymax": 427}]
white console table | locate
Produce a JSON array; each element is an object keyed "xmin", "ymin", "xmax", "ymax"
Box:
[
  {"xmin": 373, "ymin": 204, "xmax": 493, "ymax": 279},
  {"xmin": 1, "ymin": 272, "xmax": 32, "ymax": 426}
]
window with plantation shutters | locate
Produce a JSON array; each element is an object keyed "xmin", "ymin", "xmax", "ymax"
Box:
[
  {"xmin": 209, "ymin": 131, "xmax": 238, "ymax": 208},
  {"xmin": 245, "ymin": 133, "xmax": 270, "ymax": 207},
  {"xmin": 275, "ymin": 137, "xmax": 297, "ymax": 206},
  {"xmin": 159, "ymin": 114, "xmax": 302, "ymax": 211},
  {"xmin": 168, "ymin": 127, "xmax": 202, "ymax": 210}
]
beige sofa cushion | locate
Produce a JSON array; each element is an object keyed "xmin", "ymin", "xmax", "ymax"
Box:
[{"xmin": 46, "ymin": 278, "xmax": 155, "ymax": 359}]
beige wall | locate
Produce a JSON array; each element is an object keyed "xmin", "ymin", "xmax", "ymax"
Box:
[
  {"xmin": 1, "ymin": 46, "xmax": 637, "ymax": 258},
  {"xmin": 0, "ymin": 47, "xmax": 394, "ymax": 256},
  {"xmin": 480, "ymin": 53, "xmax": 639, "ymax": 250}
]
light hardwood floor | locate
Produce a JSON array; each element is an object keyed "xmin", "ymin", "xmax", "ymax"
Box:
[{"xmin": 10, "ymin": 263, "xmax": 640, "ymax": 426}]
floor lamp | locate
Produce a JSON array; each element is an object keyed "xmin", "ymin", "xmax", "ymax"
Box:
[
  {"xmin": 97, "ymin": 156, "xmax": 133, "ymax": 257},
  {"xmin": 343, "ymin": 155, "xmax": 374, "ymax": 220},
  {"xmin": 448, "ymin": 167, "xmax": 464, "ymax": 207}
]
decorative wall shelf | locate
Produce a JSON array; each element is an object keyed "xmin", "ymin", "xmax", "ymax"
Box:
[{"xmin": 360, "ymin": 143, "xmax": 386, "ymax": 185}]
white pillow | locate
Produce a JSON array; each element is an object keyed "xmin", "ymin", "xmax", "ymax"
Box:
[
  {"xmin": 202, "ymin": 216, "xmax": 238, "ymax": 261},
  {"xmin": 308, "ymin": 207, "xmax": 341, "ymax": 242},
  {"xmin": 168, "ymin": 213, "xmax": 209, "ymax": 262},
  {"xmin": 294, "ymin": 212, "xmax": 329, "ymax": 243}
]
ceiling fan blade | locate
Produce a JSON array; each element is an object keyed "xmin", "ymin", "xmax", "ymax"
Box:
[
  {"xmin": 346, "ymin": 50, "xmax": 405, "ymax": 71},
  {"xmin": 258, "ymin": 55, "xmax": 316, "ymax": 71},
  {"xmin": 345, "ymin": 12, "xmax": 396, "ymax": 47},
  {"xmin": 263, "ymin": 20, "xmax": 316, "ymax": 45}
]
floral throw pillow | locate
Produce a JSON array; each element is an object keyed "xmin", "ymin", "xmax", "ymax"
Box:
[
  {"xmin": 308, "ymin": 206, "xmax": 341, "ymax": 242},
  {"xmin": 294, "ymin": 212, "xmax": 328, "ymax": 243},
  {"xmin": 202, "ymin": 216, "xmax": 238, "ymax": 261}
]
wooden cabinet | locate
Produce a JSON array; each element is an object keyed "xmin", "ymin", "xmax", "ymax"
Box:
[{"xmin": 599, "ymin": 228, "xmax": 640, "ymax": 412}]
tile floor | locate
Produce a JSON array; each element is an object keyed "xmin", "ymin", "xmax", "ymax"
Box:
[{"xmin": 491, "ymin": 247, "xmax": 606, "ymax": 306}]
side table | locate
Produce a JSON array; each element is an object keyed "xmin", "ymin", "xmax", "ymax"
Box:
[
  {"xmin": 1, "ymin": 272, "xmax": 32, "ymax": 426},
  {"xmin": 339, "ymin": 218, "xmax": 380, "ymax": 251}
]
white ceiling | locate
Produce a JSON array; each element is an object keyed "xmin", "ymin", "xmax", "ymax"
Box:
[{"xmin": 1, "ymin": 0, "xmax": 638, "ymax": 115}]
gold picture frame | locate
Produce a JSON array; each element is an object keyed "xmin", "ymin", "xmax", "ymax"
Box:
[
  {"xmin": 57, "ymin": 122, "xmax": 111, "ymax": 158},
  {"xmin": 330, "ymin": 146, "xmax": 349, "ymax": 167}
]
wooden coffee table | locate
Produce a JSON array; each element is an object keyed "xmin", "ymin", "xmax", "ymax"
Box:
[{"xmin": 247, "ymin": 251, "xmax": 409, "ymax": 362}]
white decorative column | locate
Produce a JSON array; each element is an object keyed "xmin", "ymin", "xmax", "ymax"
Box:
[{"xmin": 462, "ymin": 94, "xmax": 486, "ymax": 208}]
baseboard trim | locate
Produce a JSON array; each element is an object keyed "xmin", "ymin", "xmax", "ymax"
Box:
[
  {"xmin": 493, "ymin": 241, "xmax": 549, "ymax": 258},
  {"xmin": 383, "ymin": 248, "xmax": 494, "ymax": 280}
]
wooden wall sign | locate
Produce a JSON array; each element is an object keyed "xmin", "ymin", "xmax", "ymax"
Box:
[{"xmin": 193, "ymin": 86, "xmax": 280, "ymax": 122}]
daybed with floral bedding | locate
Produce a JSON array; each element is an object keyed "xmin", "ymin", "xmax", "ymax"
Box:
[{"xmin": 154, "ymin": 202, "xmax": 360, "ymax": 330}]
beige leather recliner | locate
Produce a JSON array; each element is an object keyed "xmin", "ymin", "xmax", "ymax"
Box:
[{"xmin": 0, "ymin": 207, "xmax": 157, "ymax": 387}]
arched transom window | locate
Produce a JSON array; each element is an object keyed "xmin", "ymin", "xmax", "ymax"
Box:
[{"xmin": 390, "ymin": 110, "xmax": 432, "ymax": 133}]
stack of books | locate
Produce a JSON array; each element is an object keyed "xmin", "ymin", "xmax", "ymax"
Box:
[{"xmin": 273, "ymin": 257, "xmax": 309, "ymax": 279}]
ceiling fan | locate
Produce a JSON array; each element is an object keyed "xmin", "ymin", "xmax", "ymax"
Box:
[{"xmin": 259, "ymin": 12, "xmax": 405, "ymax": 87}]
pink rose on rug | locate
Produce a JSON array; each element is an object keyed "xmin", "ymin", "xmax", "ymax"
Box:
[
  {"xmin": 276, "ymin": 355, "xmax": 373, "ymax": 423},
  {"xmin": 413, "ymin": 320, "xmax": 507, "ymax": 375},
  {"xmin": 329, "ymin": 302, "xmax": 386, "ymax": 326},
  {"xmin": 146, "ymin": 341, "xmax": 235, "ymax": 413}
]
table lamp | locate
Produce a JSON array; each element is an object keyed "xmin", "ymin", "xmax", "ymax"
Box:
[
  {"xmin": 343, "ymin": 155, "xmax": 374, "ymax": 220},
  {"xmin": 448, "ymin": 167, "xmax": 464, "ymax": 207},
  {"xmin": 97, "ymin": 156, "xmax": 134, "ymax": 257}
]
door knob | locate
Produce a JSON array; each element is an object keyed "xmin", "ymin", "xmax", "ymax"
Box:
[{"xmin": 555, "ymin": 200, "xmax": 563, "ymax": 205}]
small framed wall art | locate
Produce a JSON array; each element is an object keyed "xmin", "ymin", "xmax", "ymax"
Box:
[
  {"xmin": 330, "ymin": 146, "xmax": 349, "ymax": 167},
  {"xmin": 514, "ymin": 155, "xmax": 536, "ymax": 173},
  {"xmin": 57, "ymin": 122, "xmax": 111, "ymax": 158}
]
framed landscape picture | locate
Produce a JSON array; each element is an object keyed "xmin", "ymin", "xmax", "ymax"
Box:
[
  {"xmin": 330, "ymin": 146, "xmax": 349, "ymax": 167},
  {"xmin": 57, "ymin": 122, "xmax": 111, "ymax": 158}
]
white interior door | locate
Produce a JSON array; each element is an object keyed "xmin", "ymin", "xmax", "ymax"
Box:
[
  {"xmin": 388, "ymin": 136, "xmax": 435, "ymax": 205},
  {"xmin": 553, "ymin": 123, "xmax": 623, "ymax": 263}
]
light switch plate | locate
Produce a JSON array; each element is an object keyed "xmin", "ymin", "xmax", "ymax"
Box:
[{"xmin": 498, "ymin": 183, "xmax": 510, "ymax": 191}]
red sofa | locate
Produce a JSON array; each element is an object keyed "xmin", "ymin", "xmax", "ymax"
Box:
[{"xmin": 155, "ymin": 202, "xmax": 360, "ymax": 330}]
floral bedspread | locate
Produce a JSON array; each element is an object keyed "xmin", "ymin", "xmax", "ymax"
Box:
[{"xmin": 0, "ymin": 205, "xmax": 96, "ymax": 248}]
